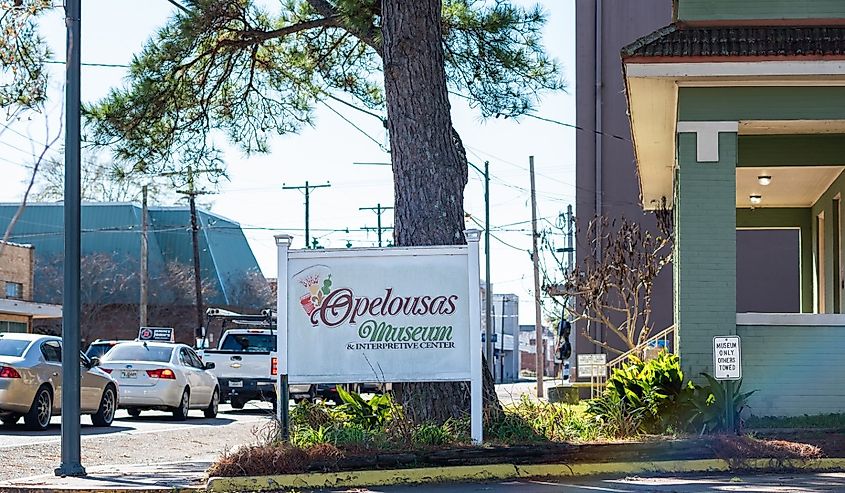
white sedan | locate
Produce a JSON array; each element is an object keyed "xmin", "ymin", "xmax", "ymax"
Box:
[{"xmin": 99, "ymin": 342, "xmax": 219, "ymax": 420}]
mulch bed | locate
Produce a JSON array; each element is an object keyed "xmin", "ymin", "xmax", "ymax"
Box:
[{"xmin": 209, "ymin": 433, "xmax": 833, "ymax": 478}]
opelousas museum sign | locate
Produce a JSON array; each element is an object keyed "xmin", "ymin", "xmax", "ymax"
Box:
[{"xmin": 275, "ymin": 232, "xmax": 484, "ymax": 442}]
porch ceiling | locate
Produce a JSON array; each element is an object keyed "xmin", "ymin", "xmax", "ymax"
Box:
[
  {"xmin": 737, "ymin": 166, "xmax": 844, "ymax": 207},
  {"xmin": 624, "ymin": 76, "xmax": 845, "ymax": 210}
]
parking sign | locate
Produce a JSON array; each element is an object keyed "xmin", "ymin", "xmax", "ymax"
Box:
[{"xmin": 713, "ymin": 336, "xmax": 741, "ymax": 380}]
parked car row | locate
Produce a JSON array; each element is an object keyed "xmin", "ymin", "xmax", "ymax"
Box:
[
  {"xmin": 0, "ymin": 333, "xmax": 116, "ymax": 431},
  {"xmin": 1, "ymin": 318, "xmax": 384, "ymax": 431},
  {"xmin": 0, "ymin": 333, "xmax": 220, "ymax": 431}
]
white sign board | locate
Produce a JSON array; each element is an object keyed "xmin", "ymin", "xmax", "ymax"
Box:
[
  {"xmin": 577, "ymin": 353, "xmax": 607, "ymax": 378},
  {"xmin": 276, "ymin": 232, "xmax": 483, "ymax": 442},
  {"xmin": 713, "ymin": 336, "xmax": 741, "ymax": 380}
]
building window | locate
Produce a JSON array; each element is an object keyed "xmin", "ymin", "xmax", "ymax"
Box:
[
  {"xmin": 4, "ymin": 282, "xmax": 22, "ymax": 300},
  {"xmin": 0, "ymin": 321, "xmax": 28, "ymax": 333}
]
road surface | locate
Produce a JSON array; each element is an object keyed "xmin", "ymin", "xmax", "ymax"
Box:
[
  {"xmin": 333, "ymin": 472, "xmax": 845, "ymax": 492},
  {"xmin": 0, "ymin": 402, "xmax": 274, "ymax": 481}
]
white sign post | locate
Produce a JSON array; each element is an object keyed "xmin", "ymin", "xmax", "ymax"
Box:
[
  {"xmin": 275, "ymin": 230, "xmax": 484, "ymax": 443},
  {"xmin": 713, "ymin": 335, "xmax": 741, "ymax": 432},
  {"xmin": 577, "ymin": 353, "xmax": 607, "ymax": 398}
]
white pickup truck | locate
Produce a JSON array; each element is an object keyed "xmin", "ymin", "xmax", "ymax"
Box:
[{"xmin": 198, "ymin": 309, "xmax": 313, "ymax": 408}]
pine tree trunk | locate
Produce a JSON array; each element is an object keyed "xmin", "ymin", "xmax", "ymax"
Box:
[{"xmin": 382, "ymin": 0, "xmax": 501, "ymax": 424}]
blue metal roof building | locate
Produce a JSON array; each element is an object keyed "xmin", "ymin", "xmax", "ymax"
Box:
[{"xmin": 0, "ymin": 203, "xmax": 264, "ymax": 308}]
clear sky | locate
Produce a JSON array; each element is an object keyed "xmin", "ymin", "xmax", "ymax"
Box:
[{"xmin": 0, "ymin": 0, "xmax": 576, "ymax": 325}]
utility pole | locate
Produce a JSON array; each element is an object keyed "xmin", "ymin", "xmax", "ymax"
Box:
[
  {"xmin": 362, "ymin": 225, "xmax": 394, "ymax": 246},
  {"xmin": 499, "ymin": 295, "xmax": 506, "ymax": 383},
  {"xmin": 359, "ymin": 203, "xmax": 393, "ymax": 247},
  {"xmin": 556, "ymin": 204, "xmax": 576, "ymax": 382},
  {"xmin": 283, "ymin": 181, "xmax": 331, "ymax": 248},
  {"xmin": 58, "ymin": 0, "xmax": 85, "ymax": 477},
  {"xmin": 175, "ymin": 167, "xmax": 213, "ymax": 340},
  {"xmin": 140, "ymin": 185, "xmax": 149, "ymax": 328},
  {"xmin": 566, "ymin": 205, "xmax": 575, "ymax": 273},
  {"xmin": 529, "ymin": 156, "xmax": 545, "ymax": 398}
]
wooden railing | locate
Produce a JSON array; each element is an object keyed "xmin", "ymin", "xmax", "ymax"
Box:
[{"xmin": 588, "ymin": 325, "xmax": 677, "ymax": 397}]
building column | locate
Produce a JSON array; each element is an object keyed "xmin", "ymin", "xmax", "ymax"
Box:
[{"xmin": 675, "ymin": 122, "xmax": 738, "ymax": 379}]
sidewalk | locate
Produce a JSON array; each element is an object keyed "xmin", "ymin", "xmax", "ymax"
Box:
[{"xmin": 0, "ymin": 460, "xmax": 208, "ymax": 493}]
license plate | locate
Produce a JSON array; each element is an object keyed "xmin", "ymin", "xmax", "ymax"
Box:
[
  {"xmin": 121, "ymin": 370, "xmax": 138, "ymax": 379},
  {"xmin": 229, "ymin": 380, "xmax": 243, "ymax": 388}
]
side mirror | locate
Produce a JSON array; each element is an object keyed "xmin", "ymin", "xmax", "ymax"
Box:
[
  {"xmin": 88, "ymin": 357, "xmax": 100, "ymax": 368},
  {"xmin": 204, "ymin": 362, "xmax": 215, "ymax": 370}
]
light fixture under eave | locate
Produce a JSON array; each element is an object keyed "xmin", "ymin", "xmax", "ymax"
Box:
[
  {"xmin": 750, "ymin": 194, "xmax": 762, "ymax": 205},
  {"xmin": 757, "ymin": 175, "xmax": 772, "ymax": 186}
]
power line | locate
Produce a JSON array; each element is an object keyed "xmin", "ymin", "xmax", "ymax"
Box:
[
  {"xmin": 321, "ymin": 102, "xmax": 389, "ymax": 153},
  {"xmin": 448, "ymin": 90, "xmax": 632, "ymax": 142},
  {"xmin": 44, "ymin": 60, "xmax": 130, "ymax": 69}
]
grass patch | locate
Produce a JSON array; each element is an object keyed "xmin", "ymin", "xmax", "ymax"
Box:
[
  {"xmin": 745, "ymin": 413, "xmax": 845, "ymax": 430},
  {"xmin": 487, "ymin": 396, "xmax": 601, "ymax": 443}
]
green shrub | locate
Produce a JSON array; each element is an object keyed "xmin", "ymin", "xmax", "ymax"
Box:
[
  {"xmin": 335, "ymin": 387, "xmax": 397, "ymax": 429},
  {"xmin": 586, "ymin": 390, "xmax": 645, "ymax": 438},
  {"xmin": 690, "ymin": 373, "xmax": 755, "ymax": 434},
  {"xmin": 588, "ymin": 352, "xmax": 696, "ymax": 435}
]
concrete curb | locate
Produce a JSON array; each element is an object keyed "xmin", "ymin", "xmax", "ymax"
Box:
[
  {"xmin": 5, "ymin": 457, "xmax": 845, "ymax": 492},
  {"xmin": 205, "ymin": 457, "xmax": 845, "ymax": 492},
  {"xmin": 0, "ymin": 487, "xmax": 201, "ymax": 493}
]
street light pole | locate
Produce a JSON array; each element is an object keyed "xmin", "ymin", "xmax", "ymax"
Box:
[
  {"xmin": 57, "ymin": 0, "xmax": 86, "ymax": 477},
  {"xmin": 466, "ymin": 161, "xmax": 493, "ymax": 372},
  {"xmin": 482, "ymin": 162, "xmax": 493, "ymax": 374}
]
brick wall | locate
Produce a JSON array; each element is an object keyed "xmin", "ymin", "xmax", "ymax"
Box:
[
  {"xmin": 0, "ymin": 242, "xmax": 34, "ymax": 301},
  {"xmin": 33, "ymin": 303, "xmax": 219, "ymax": 346},
  {"xmin": 738, "ymin": 322, "xmax": 845, "ymax": 416},
  {"xmin": 675, "ymin": 131, "xmax": 738, "ymax": 380}
]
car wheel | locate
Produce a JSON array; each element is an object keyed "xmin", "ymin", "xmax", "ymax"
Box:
[
  {"xmin": 127, "ymin": 408, "xmax": 142, "ymax": 418},
  {"xmin": 1, "ymin": 414, "xmax": 21, "ymax": 426},
  {"xmin": 230, "ymin": 397, "xmax": 245, "ymax": 410},
  {"xmin": 24, "ymin": 386, "xmax": 52, "ymax": 431},
  {"xmin": 172, "ymin": 388, "xmax": 190, "ymax": 421},
  {"xmin": 91, "ymin": 385, "xmax": 116, "ymax": 427},
  {"xmin": 203, "ymin": 388, "xmax": 219, "ymax": 419}
]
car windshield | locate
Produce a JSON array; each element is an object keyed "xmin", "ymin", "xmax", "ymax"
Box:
[
  {"xmin": 220, "ymin": 334, "xmax": 275, "ymax": 352},
  {"xmin": 101, "ymin": 344, "xmax": 173, "ymax": 363},
  {"xmin": 0, "ymin": 338, "xmax": 32, "ymax": 357}
]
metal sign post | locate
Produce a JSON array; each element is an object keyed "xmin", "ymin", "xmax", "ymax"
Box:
[
  {"xmin": 57, "ymin": 0, "xmax": 85, "ymax": 477},
  {"xmin": 713, "ymin": 335, "xmax": 742, "ymax": 432}
]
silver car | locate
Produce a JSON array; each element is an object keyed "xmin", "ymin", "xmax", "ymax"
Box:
[
  {"xmin": 99, "ymin": 342, "xmax": 219, "ymax": 420},
  {"xmin": 0, "ymin": 333, "xmax": 119, "ymax": 431}
]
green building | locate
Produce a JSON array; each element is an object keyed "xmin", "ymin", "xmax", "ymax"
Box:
[
  {"xmin": 623, "ymin": 1, "xmax": 845, "ymax": 416},
  {"xmin": 0, "ymin": 203, "xmax": 270, "ymax": 343}
]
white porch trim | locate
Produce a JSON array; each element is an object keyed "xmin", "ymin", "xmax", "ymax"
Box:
[
  {"xmin": 626, "ymin": 60, "xmax": 845, "ymax": 79},
  {"xmin": 0, "ymin": 299, "xmax": 62, "ymax": 319},
  {"xmin": 737, "ymin": 312, "xmax": 845, "ymax": 326}
]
